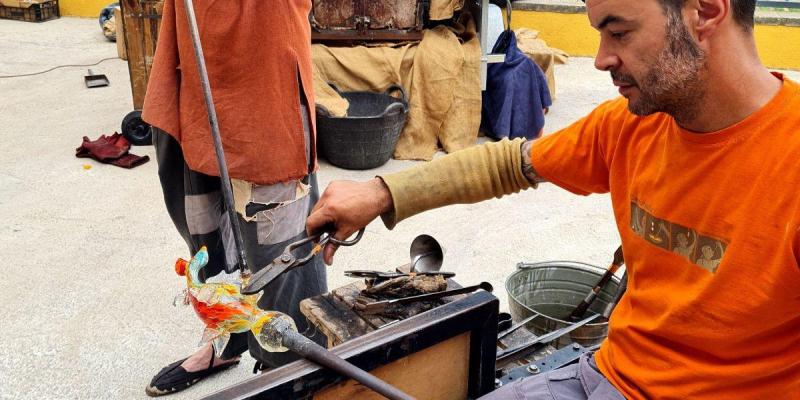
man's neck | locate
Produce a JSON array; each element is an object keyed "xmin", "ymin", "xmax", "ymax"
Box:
[{"xmin": 675, "ymin": 40, "xmax": 782, "ymax": 133}]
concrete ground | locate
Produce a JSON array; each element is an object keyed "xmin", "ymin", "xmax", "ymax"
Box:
[{"xmin": 1, "ymin": 17, "xmax": 798, "ymax": 400}]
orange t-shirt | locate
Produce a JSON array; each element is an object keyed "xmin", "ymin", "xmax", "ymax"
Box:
[{"xmin": 531, "ymin": 74, "xmax": 800, "ymax": 399}]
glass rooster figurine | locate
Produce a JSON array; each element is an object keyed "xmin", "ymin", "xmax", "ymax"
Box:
[{"xmin": 173, "ymin": 246, "xmax": 297, "ymax": 356}]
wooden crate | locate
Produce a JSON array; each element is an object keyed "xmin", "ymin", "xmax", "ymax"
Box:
[{"xmin": 0, "ymin": 0, "xmax": 58, "ymax": 22}]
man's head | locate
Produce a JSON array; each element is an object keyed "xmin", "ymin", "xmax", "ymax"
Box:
[{"xmin": 585, "ymin": 0, "xmax": 756, "ymax": 122}]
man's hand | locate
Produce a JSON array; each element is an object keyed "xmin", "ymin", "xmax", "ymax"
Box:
[{"xmin": 307, "ymin": 178, "xmax": 394, "ymax": 265}]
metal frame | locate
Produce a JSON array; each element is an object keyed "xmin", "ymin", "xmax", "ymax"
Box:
[
  {"xmin": 758, "ymin": 1, "xmax": 800, "ymax": 9},
  {"xmin": 202, "ymin": 291, "xmax": 500, "ymax": 400},
  {"xmin": 472, "ymin": 0, "xmax": 506, "ymax": 90}
]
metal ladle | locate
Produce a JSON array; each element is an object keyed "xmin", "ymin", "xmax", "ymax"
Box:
[{"xmin": 409, "ymin": 234, "xmax": 444, "ymax": 273}]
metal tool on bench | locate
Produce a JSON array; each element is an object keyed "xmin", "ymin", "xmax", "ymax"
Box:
[
  {"xmin": 242, "ymin": 228, "xmax": 365, "ymax": 295},
  {"xmin": 409, "ymin": 234, "xmax": 444, "ymax": 273},
  {"xmin": 356, "ymin": 282, "xmax": 494, "ymax": 314},
  {"xmin": 497, "ymin": 311, "xmax": 543, "ymax": 340},
  {"xmin": 567, "ymin": 246, "xmax": 624, "ymax": 321},
  {"xmin": 345, "ymin": 270, "xmax": 456, "ymax": 280},
  {"xmin": 182, "ymin": 0, "xmax": 410, "ymax": 398},
  {"xmin": 496, "ymin": 313, "xmax": 600, "ymax": 363}
]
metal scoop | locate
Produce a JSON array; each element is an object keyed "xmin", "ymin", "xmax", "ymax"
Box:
[
  {"xmin": 409, "ymin": 234, "xmax": 443, "ymax": 273},
  {"xmin": 84, "ymin": 69, "xmax": 109, "ymax": 88}
]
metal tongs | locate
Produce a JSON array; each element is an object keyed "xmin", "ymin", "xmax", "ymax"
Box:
[
  {"xmin": 241, "ymin": 228, "xmax": 365, "ymax": 295},
  {"xmin": 355, "ymin": 282, "xmax": 493, "ymax": 314},
  {"xmin": 495, "ymin": 313, "xmax": 600, "ymax": 363}
]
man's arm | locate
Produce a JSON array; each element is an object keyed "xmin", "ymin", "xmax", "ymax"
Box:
[{"xmin": 307, "ymin": 138, "xmax": 540, "ymax": 264}]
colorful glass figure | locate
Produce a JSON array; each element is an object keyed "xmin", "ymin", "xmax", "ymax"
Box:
[{"xmin": 174, "ymin": 246, "xmax": 296, "ymax": 356}]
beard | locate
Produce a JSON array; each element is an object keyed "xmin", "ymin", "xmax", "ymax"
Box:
[{"xmin": 614, "ymin": 9, "xmax": 707, "ymax": 123}]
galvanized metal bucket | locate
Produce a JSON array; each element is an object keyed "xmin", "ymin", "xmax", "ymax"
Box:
[{"xmin": 505, "ymin": 261, "xmax": 620, "ymax": 348}]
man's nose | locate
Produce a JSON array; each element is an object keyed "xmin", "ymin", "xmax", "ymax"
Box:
[{"xmin": 594, "ymin": 42, "xmax": 620, "ymax": 71}]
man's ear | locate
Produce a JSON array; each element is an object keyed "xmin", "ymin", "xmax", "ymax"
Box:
[{"xmin": 690, "ymin": 0, "xmax": 729, "ymax": 41}]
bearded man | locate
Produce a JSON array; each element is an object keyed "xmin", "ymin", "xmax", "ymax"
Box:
[{"xmin": 306, "ymin": 0, "xmax": 800, "ymax": 398}]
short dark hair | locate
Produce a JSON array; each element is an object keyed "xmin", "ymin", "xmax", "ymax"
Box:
[{"xmin": 582, "ymin": 0, "xmax": 756, "ymax": 30}]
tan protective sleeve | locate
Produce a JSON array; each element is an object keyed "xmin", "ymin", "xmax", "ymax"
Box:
[{"xmin": 379, "ymin": 138, "xmax": 533, "ymax": 229}]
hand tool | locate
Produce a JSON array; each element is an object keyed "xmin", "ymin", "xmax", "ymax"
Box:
[
  {"xmin": 345, "ymin": 270, "xmax": 455, "ymax": 280},
  {"xmin": 181, "ymin": 1, "xmax": 410, "ymax": 398},
  {"xmin": 241, "ymin": 228, "xmax": 365, "ymax": 295},
  {"xmin": 408, "ymin": 234, "xmax": 443, "ymax": 272},
  {"xmin": 495, "ymin": 313, "xmax": 600, "ymax": 363},
  {"xmin": 355, "ymin": 282, "xmax": 493, "ymax": 314},
  {"xmin": 567, "ymin": 246, "xmax": 624, "ymax": 321}
]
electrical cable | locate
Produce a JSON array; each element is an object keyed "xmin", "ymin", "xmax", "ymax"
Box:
[{"xmin": 0, "ymin": 57, "xmax": 121, "ymax": 79}]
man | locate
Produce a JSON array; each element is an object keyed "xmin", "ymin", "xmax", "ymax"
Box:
[
  {"xmin": 141, "ymin": 0, "xmax": 326, "ymax": 396},
  {"xmin": 307, "ymin": 0, "xmax": 800, "ymax": 398}
]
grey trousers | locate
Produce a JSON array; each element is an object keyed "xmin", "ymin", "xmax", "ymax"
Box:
[
  {"xmin": 152, "ymin": 128, "xmax": 327, "ymax": 368},
  {"xmin": 484, "ymin": 354, "xmax": 625, "ymax": 400}
]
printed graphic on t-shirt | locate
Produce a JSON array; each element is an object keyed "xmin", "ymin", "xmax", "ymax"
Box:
[{"xmin": 631, "ymin": 201, "xmax": 728, "ymax": 273}]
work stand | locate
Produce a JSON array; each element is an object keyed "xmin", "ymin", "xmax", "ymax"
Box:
[{"xmin": 204, "ymin": 282, "xmax": 499, "ymax": 399}]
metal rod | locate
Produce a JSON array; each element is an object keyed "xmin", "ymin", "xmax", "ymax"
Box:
[
  {"xmin": 357, "ymin": 282, "xmax": 493, "ymax": 314},
  {"xmin": 182, "ymin": 0, "xmax": 248, "ymax": 274},
  {"xmin": 272, "ymin": 319, "xmax": 415, "ymax": 400},
  {"xmin": 496, "ymin": 313, "xmax": 600, "ymax": 363},
  {"xmin": 497, "ymin": 312, "xmax": 542, "ymax": 340}
]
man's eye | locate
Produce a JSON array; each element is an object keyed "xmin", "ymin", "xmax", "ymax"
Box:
[{"xmin": 611, "ymin": 31, "xmax": 628, "ymax": 39}]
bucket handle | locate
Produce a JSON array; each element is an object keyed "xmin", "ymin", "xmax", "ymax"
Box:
[
  {"xmin": 381, "ymin": 84, "xmax": 409, "ymax": 116},
  {"xmin": 383, "ymin": 84, "xmax": 408, "ymax": 105},
  {"xmin": 381, "ymin": 102, "xmax": 407, "ymax": 117}
]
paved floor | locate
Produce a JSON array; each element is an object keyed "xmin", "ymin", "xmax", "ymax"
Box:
[{"xmin": 1, "ymin": 17, "xmax": 797, "ymax": 400}]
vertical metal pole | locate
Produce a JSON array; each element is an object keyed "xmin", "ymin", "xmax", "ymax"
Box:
[
  {"xmin": 182, "ymin": 0, "xmax": 249, "ymax": 275},
  {"xmin": 479, "ymin": 0, "xmax": 489, "ymax": 90}
]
